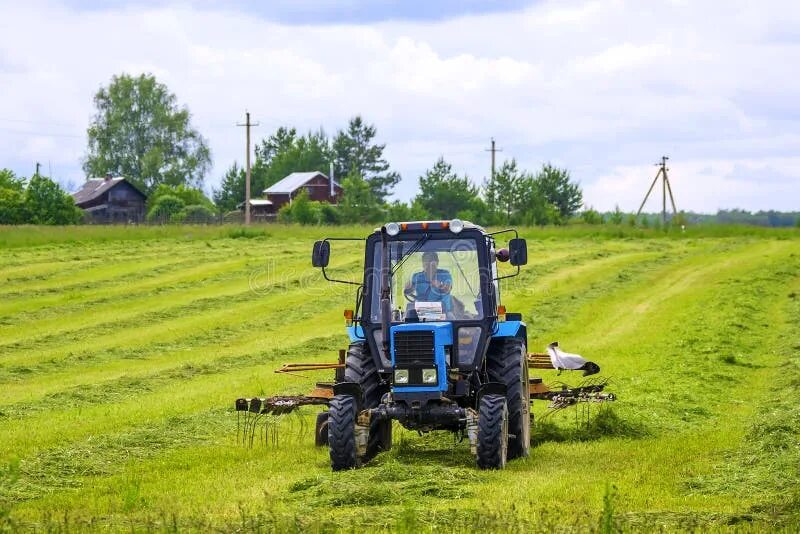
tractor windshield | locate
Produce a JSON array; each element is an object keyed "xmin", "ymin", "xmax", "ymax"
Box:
[{"xmin": 370, "ymin": 238, "xmax": 484, "ymax": 322}]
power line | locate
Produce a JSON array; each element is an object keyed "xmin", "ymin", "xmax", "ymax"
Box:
[
  {"xmin": 0, "ymin": 127, "xmax": 82, "ymax": 139},
  {"xmin": 0, "ymin": 117, "xmax": 77, "ymax": 127}
]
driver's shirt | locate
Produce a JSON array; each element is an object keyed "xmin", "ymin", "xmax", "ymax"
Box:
[{"xmin": 411, "ymin": 269, "xmax": 453, "ymax": 312}]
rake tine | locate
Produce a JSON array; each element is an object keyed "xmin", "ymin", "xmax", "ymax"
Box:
[
  {"xmin": 241, "ymin": 410, "xmax": 249, "ymax": 446},
  {"xmin": 250, "ymin": 410, "xmax": 258, "ymax": 445},
  {"xmin": 297, "ymin": 410, "xmax": 307, "ymax": 441},
  {"xmin": 270, "ymin": 416, "xmax": 280, "ymax": 446}
]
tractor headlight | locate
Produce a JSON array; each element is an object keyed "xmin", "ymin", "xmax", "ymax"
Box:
[
  {"xmin": 422, "ymin": 368, "xmax": 438, "ymax": 384},
  {"xmin": 385, "ymin": 222, "xmax": 400, "ymax": 236},
  {"xmin": 394, "ymin": 369, "xmax": 409, "ymax": 384},
  {"xmin": 450, "ymin": 219, "xmax": 464, "ymax": 234}
]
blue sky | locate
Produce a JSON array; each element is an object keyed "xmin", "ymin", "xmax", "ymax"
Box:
[
  {"xmin": 62, "ymin": 0, "xmax": 531, "ymax": 24},
  {"xmin": 1, "ymin": 0, "xmax": 799, "ymax": 212}
]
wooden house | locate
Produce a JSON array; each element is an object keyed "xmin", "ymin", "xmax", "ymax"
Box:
[
  {"xmin": 241, "ymin": 171, "xmax": 343, "ymax": 219},
  {"xmin": 72, "ymin": 175, "xmax": 147, "ymax": 223}
]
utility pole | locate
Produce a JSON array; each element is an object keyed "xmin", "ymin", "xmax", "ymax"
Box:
[
  {"xmin": 35, "ymin": 162, "xmax": 41, "ymax": 177},
  {"xmin": 237, "ymin": 111, "xmax": 259, "ymax": 225},
  {"xmin": 636, "ymin": 155, "xmax": 678, "ymax": 225},
  {"xmin": 485, "ymin": 137, "xmax": 503, "ymax": 179}
]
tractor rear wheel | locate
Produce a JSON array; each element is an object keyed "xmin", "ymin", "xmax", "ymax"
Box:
[
  {"xmin": 328, "ymin": 395, "xmax": 358, "ymax": 470},
  {"xmin": 344, "ymin": 342, "xmax": 391, "ymax": 460},
  {"xmin": 486, "ymin": 337, "xmax": 530, "ymax": 460},
  {"xmin": 476, "ymin": 394, "xmax": 508, "ymax": 469}
]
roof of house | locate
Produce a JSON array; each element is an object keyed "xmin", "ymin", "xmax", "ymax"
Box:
[
  {"xmin": 263, "ymin": 171, "xmax": 341, "ymax": 195},
  {"xmin": 72, "ymin": 177, "xmax": 146, "ymax": 205},
  {"xmin": 236, "ymin": 199, "xmax": 273, "ymax": 209}
]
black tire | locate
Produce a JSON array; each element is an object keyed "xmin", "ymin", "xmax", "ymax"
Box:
[
  {"xmin": 344, "ymin": 342, "xmax": 391, "ymax": 459},
  {"xmin": 328, "ymin": 395, "xmax": 358, "ymax": 470},
  {"xmin": 486, "ymin": 337, "xmax": 530, "ymax": 460},
  {"xmin": 315, "ymin": 411, "xmax": 329, "ymax": 447},
  {"xmin": 476, "ymin": 394, "xmax": 508, "ymax": 469}
]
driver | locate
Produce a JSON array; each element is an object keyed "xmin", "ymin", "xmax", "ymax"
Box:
[{"xmin": 405, "ymin": 251, "xmax": 453, "ymax": 312}]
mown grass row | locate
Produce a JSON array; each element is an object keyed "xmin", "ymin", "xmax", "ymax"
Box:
[{"xmin": 1, "ymin": 229, "xmax": 798, "ymax": 531}]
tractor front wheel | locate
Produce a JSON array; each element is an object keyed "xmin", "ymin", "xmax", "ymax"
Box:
[
  {"xmin": 476, "ymin": 394, "xmax": 509, "ymax": 469},
  {"xmin": 328, "ymin": 395, "xmax": 358, "ymax": 470},
  {"xmin": 344, "ymin": 342, "xmax": 391, "ymax": 460}
]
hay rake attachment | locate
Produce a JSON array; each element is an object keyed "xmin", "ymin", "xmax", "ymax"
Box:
[
  {"xmin": 234, "ymin": 352, "xmax": 345, "ymax": 447},
  {"xmin": 235, "ymin": 344, "xmax": 616, "ymax": 448},
  {"xmin": 528, "ymin": 344, "xmax": 616, "ymax": 427}
]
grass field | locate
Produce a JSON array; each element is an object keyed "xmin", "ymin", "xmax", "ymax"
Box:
[{"xmin": 1, "ymin": 224, "xmax": 799, "ymax": 532}]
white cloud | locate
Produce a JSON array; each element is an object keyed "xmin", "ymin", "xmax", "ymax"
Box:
[
  {"xmin": 573, "ymin": 43, "xmax": 671, "ymax": 75},
  {"xmin": 0, "ymin": 0, "xmax": 798, "ymax": 213}
]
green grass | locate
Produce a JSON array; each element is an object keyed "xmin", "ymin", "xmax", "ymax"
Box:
[{"xmin": 0, "ymin": 225, "xmax": 799, "ymax": 532}]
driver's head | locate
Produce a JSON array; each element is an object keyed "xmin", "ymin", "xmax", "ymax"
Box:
[{"xmin": 422, "ymin": 251, "xmax": 439, "ymax": 269}]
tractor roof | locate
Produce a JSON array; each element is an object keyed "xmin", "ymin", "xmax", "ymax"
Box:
[{"xmin": 372, "ymin": 220, "xmax": 486, "ymax": 235}]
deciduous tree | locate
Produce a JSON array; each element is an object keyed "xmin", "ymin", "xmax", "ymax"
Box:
[{"xmin": 84, "ymin": 73, "xmax": 211, "ymax": 193}]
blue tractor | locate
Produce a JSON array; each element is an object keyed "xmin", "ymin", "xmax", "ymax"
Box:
[{"xmin": 312, "ymin": 219, "xmax": 531, "ymax": 470}]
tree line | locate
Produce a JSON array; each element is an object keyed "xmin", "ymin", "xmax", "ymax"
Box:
[
  {"xmin": 76, "ymin": 72, "xmax": 587, "ymax": 226},
  {"xmin": 3, "ymin": 73, "xmax": 798, "ymax": 228},
  {"xmin": 212, "ymin": 116, "xmax": 400, "ymax": 213},
  {"xmin": 273, "ymin": 154, "xmax": 583, "ymax": 226}
]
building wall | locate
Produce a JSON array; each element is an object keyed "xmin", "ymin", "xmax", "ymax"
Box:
[
  {"xmin": 265, "ymin": 174, "xmax": 343, "ymax": 211},
  {"xmin": 303, "ymin": 175, "xmax": 343, "ymax": 203},
  {"xmin": 107, "ymin": 183, "xmax": 146, "ymax": 222}
]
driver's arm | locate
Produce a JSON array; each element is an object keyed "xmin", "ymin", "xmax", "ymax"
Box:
[{"xmin": 432, "ymin": 271, "xmax": 452, "ymax": 293}]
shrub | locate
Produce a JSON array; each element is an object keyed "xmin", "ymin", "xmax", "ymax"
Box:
[
  {"xmin": 581, "ymin": 207, "xmax": 604, "ymax": 225},
  {"xmin": 147, "ymin": 194, "xmax": 185, "ymax": 223},
  {"xmin": 174, "ymin": 204, "xmax": 217, "ymax": 224},
  {"xmin": 607, "ymin": 205, "xmax": 624, "ymax": 225},
  {"xmin": 0, "ymin": 188, "xmax": 26, "ymax": 224},
  {"xmin": 277, "ymin": 189, "xmax": 324, "ymax": 225},
  {"xmin": 24, "ymin": 175, "xmax": 82, "ymax": 225},
  {"xmin": 319, "ymin": 202, "xmax": 341, "ymax": 224},
  {"xmin": 148, "ymin": 184, "xmax": 215, "ymax": 212}
]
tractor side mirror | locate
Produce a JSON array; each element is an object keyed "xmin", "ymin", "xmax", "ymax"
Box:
[
  {"xmin": 508, "ymin": 238, "xmax": 527, "ymax": 266},
  {"xmin": 312, "ymin": 240, "xmax": 330, "ymax": 268}
]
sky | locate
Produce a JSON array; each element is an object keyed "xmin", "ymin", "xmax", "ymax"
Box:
[{"xmin": 1, "ymin": 0, "xmax": 799, "ymax": 213}]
